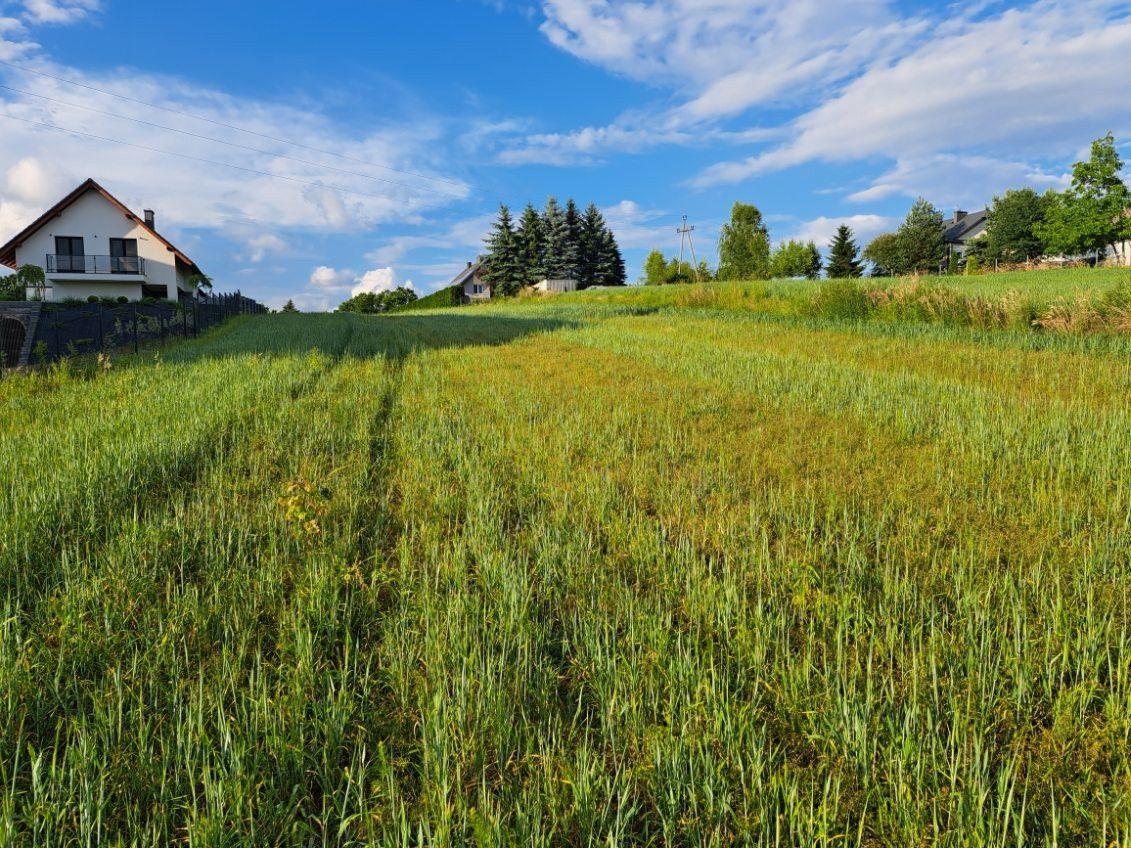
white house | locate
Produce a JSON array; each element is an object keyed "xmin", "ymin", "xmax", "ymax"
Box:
[{"xmin": 0, "ymin": 178, "xmax": 204, "ymax": 302}]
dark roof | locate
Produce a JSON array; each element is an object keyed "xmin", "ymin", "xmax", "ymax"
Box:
[
  {"xmin": 450, "ymin": 259, "xmax": 484, "ymax": 288},
  {"xmin": 0, "ymin": 178, "xmax": 202, "ymax": 274},
  {"xmin": 942, "ymin": 209, "xmax": 988, "ymax": 244}
]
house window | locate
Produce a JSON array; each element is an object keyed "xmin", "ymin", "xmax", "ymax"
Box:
[
  {"xmin": 109, "ymin": 238, "xmax": 139, "ymax": 274},
  {"xmin": 472, "ymin": 284, "xmax": 484, "ymax": 295},
  {"xmin": 54, "ymin": 236, "xmax": 85, "ymax": 273}
]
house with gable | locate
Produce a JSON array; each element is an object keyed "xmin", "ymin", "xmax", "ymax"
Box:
[{"xmin": 0, "ymin": 178, "xmax": 205, "ymax": 302}]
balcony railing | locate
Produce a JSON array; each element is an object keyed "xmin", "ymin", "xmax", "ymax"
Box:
[{"xmin": 46, "ymin": 254, "xmax": 146, "ymax": 275}]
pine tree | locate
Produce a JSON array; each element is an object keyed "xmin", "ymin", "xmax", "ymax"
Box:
[
  {"xmin": 541, "ymin": 197, "xmax": 572, "ymax": 280},
  {"xmin": 826, "ymin": 225, "xmax": 863, "ymax": 278},
  {"xmin": 483, "ymin": 204, "xmax": 525, "ymax": 297},
  {"xmin": 515, "ymin": 203, "xmax": 546, "ymax": 286},
  {"xmin": 281, "ymin": 299, "xmax": 298, "ymax": 313}
]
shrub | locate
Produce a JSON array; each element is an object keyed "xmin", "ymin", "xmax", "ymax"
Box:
[{"xmin": 965, "ymin": 256, "xmax": 981, "ymax": 275}]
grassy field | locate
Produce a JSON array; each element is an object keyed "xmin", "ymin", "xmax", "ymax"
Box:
[{"xmin": 2, "ymin": 275, "xmax": 1130, "ymax": 845}]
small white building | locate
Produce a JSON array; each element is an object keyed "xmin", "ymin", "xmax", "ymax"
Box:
[
  {"xmin": 533, "ymin": 278, "xmax": 578, "ymax": 294},
  {"xmin": 0, "ymin": 178, "xmax": 204, "ymax": 302}
]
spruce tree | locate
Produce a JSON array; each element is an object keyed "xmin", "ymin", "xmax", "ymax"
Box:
[
  {"xmin": 483, "ymin": 204, "xmax": 525, "ymax": 297},
  {"xmin": 541, "ymin": 197, "xmax": 572, "ymax": 280},
  {"xmin": 281, "ymin": 299, "xmax": 298, "ymax": 313},
  {"xmin": 826, "ymin": 225, "xmax": 863, "ymax": 278},
  {"xmin": 601, "ymin": 226, "xmax": 626, "ymax": 286},
  {"xmin": 562, "ymin": 198, "xmax": 583, "ymax": 281},
  {"xmin": 515, "ymin": 203, "xmax": 546, "ymax": 286},
  {"xmin": 805, "ymin": 241, "xmax": 822, "ymax": 279},
  {"xmin": 579, "ymin": 203, "xmax": 609, "ymax": 288}
]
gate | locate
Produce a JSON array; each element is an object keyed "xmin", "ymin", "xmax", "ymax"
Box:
[{"xmin": 1, "ymin": 315, "xmax": 27, "ymax": 367}]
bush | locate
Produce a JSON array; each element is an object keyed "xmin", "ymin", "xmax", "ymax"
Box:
[{"xmin": 965, "ymin": 256, "xmax": 981, "ymax": 275}]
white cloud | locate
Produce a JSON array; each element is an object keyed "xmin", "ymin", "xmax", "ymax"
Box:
[
  {"xmin": 690, "ymin": 1, "xmax": 1131, "ymax": 188},
  {"xmin": 5, "ymin": 155, "xmax": 72, "ymax": 203},
  {"xmin": 784, "ymin": 214, "xmax": 893, "ymax": 249},
  {"xmin": 601, "ymin": 199, "xmax": 679, "ymax": 250},
  {"xmin": 844, "ymin": 156, "xmax": 1069, "ymax": 207},
  {"xmin": 0, "ymin": 60, "xmax": 471, "ymax": 242},
  {"xmin": 302, "ymin": 264, "xmax": 414, "ymax": 308},
  {"xmin": 308, "ymin": 265, "xmax": 356, "ymax": 290},
  {"xmin": 245, "ymin": 232, "xmax": 288, "ymax": 263},
  {"xmin": 352, "ymin": 267, "xmax": 414, "ymax": 296},
  {"xmin": 20, "ymin": 0, "xmax": 99, "ymax": 25}
]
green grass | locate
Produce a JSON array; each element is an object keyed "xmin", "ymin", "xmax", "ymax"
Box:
[
  {"xmin": 554, "ymin": 265, "xmax": 1130, "ymax": 304},
  {"xmin": 1, "ymin": 282, "xmax": 1130, "ymax": 845}
]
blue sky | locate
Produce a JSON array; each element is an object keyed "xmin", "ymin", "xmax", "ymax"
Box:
[{"xmin": 1, "ymin": 0, "xmax": 1129, "ymax": 308}]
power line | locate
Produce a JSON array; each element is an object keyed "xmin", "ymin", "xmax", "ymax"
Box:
[
  {"xmin": 0, "ymin": 58, "xmax": 468, "ymax": 190},
  {"xmin": 0, "ymin": 83, "xmax": 466, "ymax": 198},
  {"xmin": 0, "ymin": 112, "xmax": 437, "ymax": 207}
]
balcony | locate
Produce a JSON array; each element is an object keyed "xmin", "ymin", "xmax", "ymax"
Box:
[{"xmin": 46, "ymin": 254, "xmax": 146, "ymax": 275}]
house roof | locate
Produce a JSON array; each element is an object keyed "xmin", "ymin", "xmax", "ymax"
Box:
[
  {"xmin": 450, "ymin": 259, "xmax": 484, "ymax": 288},
  {"xmin": 0, "ymin": 178, "xmax": 203, "ymax": 275},
  {"xmin": 942, "ymin": 209, "xmax": 988, "ymax": 244}
]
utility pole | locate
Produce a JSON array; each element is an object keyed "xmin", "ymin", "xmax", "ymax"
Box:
[{"xmin": 677, "ymin": 216, "xmax": 701, "ymax": 281}]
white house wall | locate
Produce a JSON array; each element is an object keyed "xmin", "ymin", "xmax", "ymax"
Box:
[{"xmin": 12, "ymin": 190, "xmax": 184, "ymax": 300}]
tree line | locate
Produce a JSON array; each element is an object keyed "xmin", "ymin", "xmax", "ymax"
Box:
[
  {"xmin": 643, "ymin": 203, "xmax": 864, "ymax": 283},
  {"xmin": 483, "ymin": 198, "xmax": 627, "ymax": 296},
  {"xmin": 644, "ymin": 132, "xmax": 1130, "ymax": 283}
]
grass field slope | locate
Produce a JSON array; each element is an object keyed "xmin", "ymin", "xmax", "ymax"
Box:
[{"xmin": 2, "ymin": 271, "xmax": 1130, "ymax": 845}]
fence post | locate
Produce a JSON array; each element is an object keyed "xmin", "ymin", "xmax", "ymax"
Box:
[
  {"xmin": 133, "ymin": 306, "xmax": 139, "ymax": 354},
  {"xmin": 97, "ymin": 305, "xmax": 104, "ymax": 354}
]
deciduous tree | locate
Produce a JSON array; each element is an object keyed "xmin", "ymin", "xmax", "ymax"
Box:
[
  {"xmin": 1038, "ymin": 133, "xmax": 1131, "ymax": 261},
  {"xmin": 718, "ymin": 202, "xmax": 771, "ymax": 280},
  {"xmin": 982, "ymin": 188, "xmax": 1054, "ymax": 264},
  {"xmin": 896, "ymin": 198, "xmax": 946, "ymax": 274},
  {"xmin": 863, "ymin": 233, "xmax": 902, "ymax": 277},
  {"xmin": 770, "ymin": 240, "xmax": 821, "ymax": 279}
]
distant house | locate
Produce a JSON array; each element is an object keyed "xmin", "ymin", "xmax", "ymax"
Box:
[
  {"xmin": 0, "ymin": 178, "xmax": 204, "ymax": 302},
  {"xmin": 452, "ymin": 258, "xmax": 491, "ymax": 303},
  {"xmin": 942, "ymin": 209, "xmax": 988, "ymax": 261},
  {"xmin": 533, "ymin": 278, "xmax": 577, "ymax": 294}
]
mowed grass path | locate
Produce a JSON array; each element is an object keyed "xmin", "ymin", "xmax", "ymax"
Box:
[{"xmin": 1, "ymin": 302, "xmax": 1129, "ymax": 846}]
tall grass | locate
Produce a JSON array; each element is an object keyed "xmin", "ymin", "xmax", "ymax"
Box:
[{"xmin": 1, "ymin": 287, "xmax": 1129, "ymax": 845}]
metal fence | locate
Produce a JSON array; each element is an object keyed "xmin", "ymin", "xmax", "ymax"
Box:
[{"xmin": 0, "ymin": 291, "xmax": 266, "ymax": 367}]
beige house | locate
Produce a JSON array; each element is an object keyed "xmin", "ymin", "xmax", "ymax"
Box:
[
  {"xmin": 452, "ymin": 258, "xmax": 491, "ymax": 302},
  {"xmin": 0, "ymin": 178, "xmax": 204, "ymax": 302}
]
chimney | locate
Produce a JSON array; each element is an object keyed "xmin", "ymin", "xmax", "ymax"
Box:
[
  {"xmin": 467, "ymin": 261, "xmax": 472, "ymax": 268},
  {"xmin": 144, "ymin": 209, "xmax": 155, "ymax": 229},
  {"xmin": 953, "ymin": 209, "xmax": 967, "ymax": 223}
]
